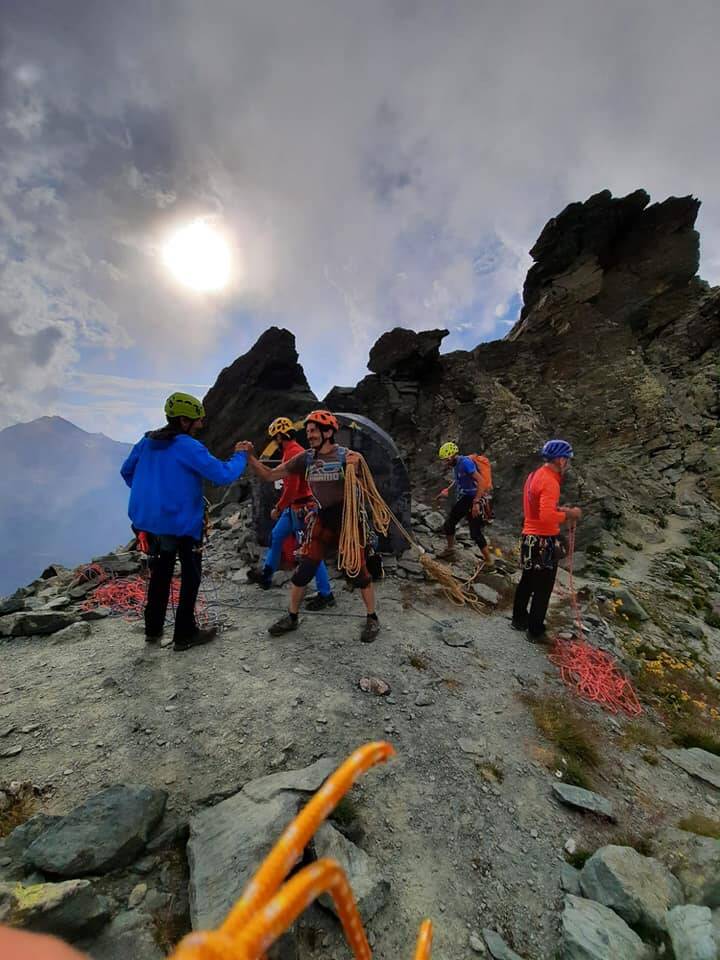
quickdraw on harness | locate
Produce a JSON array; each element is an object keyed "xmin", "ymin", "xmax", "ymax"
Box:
[
  {"xmin": 548, "ymin": 524, "xmax": 642, "ymax": 718},
  {"xmin": 168, "ymin": 742, "xmax": 433, "ymax": 960}
]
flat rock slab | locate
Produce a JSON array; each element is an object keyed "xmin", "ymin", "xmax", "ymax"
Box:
[
  {"xmin": 313, "ymin": 821, "xmax": 389, "ymax": 922},
  {"xmin": 649, "ymin": 826, "xmax": 720, "ymax": 907},
  {"xmin": 459, "ymin": 738, "xmax": 488, "ymax": 757},
  {"xmin": 560, "ymin": 895, "xmax": 651, "ymax": 959},
  {"xmin": 482, "ymin": 928, "xmax": 524, "ymax": 959},
  {"xmin": 579, "ymin": 844, "xmax": 683, "ymax": 937},
  {"xmin": 188, "ymin": 789, "xmax": 299, "ymax": 929},
  {"xmin": 86, "ymin": 909, "xmax": 164, "ymax": 960},
  {"xmin": 0, "ymin": 611, "xmax": 74, "ymax": 637},
  {"xmin": 243, "ymin": 756, "xmax": 338, "ymax": 803},
  {"xmin": 26, "ymin": 785, "xmax": 167, "ymax": 877},
  {"xmin": 472, "ymin": 583, "xmax": 500, "ymax": 606},
  {"xmin": 432, "ymin": 621, "xmax": 472, "ymax": 647},
  {"xmin": 0, "ymin": 879, "xmax": 111, "ymax": 939},
  {"xmin": 552, "ymin": 783, "xmax": 616, "ymax": 821},
  {"xmin": 662, "ymin": 748, "xmax": 720, "ymax": 789},
  {"xmin": 666, "ymin": 905, "xmax": 717, "ymax": 960}
]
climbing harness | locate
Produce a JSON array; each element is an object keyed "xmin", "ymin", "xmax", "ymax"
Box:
[
  {"xmin": 168, "ymin": 742, "xmax": 433, "ymax": 960},
  {"xmin": 548, "ymin": 524, "xmax": 642, "ymax": 717}
]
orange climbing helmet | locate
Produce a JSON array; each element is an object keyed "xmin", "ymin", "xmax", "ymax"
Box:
[
  {"xmin": 305, "ymin": 410, "xmax": 339, "ymax": 432},
  {"xmin": 268, "ymin": 416, "xmax": 294, "ymax": 438}
]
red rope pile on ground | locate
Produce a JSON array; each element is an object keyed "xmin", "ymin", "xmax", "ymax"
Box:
[
  {"xmin": 551, "ymin": 523, "xmax": 643, "ymax": 717},
  {"xmin": 81, "ymin": 573, "xmax": 210, "ymax": 626},
  {"xmin": 549, "ymin": 639, "xmax": 643, "ymax": 716}
]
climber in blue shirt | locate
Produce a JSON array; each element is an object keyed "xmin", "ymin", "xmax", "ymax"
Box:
[{"xmin": 121, "ymin": 392, "xmax": 247, "ymax": 652}]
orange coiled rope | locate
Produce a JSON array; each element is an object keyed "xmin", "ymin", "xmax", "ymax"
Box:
[{"xmin": 550, "ymin": 524, "xmax": 642, "ymax": 717}]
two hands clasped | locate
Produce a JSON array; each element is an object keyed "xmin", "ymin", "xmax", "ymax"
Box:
[{"xmin": 233, "ymin": 440, "xmax": 362, "ymax": 468}]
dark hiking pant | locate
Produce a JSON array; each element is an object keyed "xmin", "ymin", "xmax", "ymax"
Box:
[
  {"xmin": 443, "ymin": 494, "xmax": 487, "ymax": 549},
  {"xmin": 144, "ymin": 535, "xmax": 202, "ymax": 641},
  {"xmin": 511, "ymin": 534, "xmax": 560, "ymax": 636}
]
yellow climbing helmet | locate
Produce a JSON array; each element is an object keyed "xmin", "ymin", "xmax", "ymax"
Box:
[
  {"xmin": 438, "ymin": 441, "xmax": 459, "ymax": 460},
  {"xmin": 268, "ymin": 416, "xmax": 294, "ymax": 438},
  {"xmin": 164, "ymin": 392, "xmax": 205, "ymax": 420}
]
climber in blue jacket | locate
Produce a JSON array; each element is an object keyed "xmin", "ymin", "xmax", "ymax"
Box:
[{"xmin": 121, "ymin": 392, "xmax": 247, "ymax": 651}]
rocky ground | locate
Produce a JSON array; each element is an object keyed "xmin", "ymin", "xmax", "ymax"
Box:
[{"xmin": 2, "ymin": 494, "xmax": 720, "ymax": 959}]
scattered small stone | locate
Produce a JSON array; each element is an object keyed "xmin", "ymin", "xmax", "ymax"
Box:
[
  {"xmin": 469, "ymin": 932, "xmax": 486, "ymax": 954},
  {"xmin": 414, "ymin": 693, "xmax": 434, "ymax": 707},
  {"xmin": 0, "ymin": 745, "xmax": 22, "ymax": 758},
  {"xmin": 21, "ymin": 723, "xmax": 41, "ymax": 734},
  {"xmin": 0, "ymin": 724, "xmax": 16, "ymax": 738},
  {"xmin": 359, "ymin": 677, "xmax": 391, "ymax": 696},
  {"xmin": 128, "ymin": 882, "xmax": 148, "ymax": 909}
]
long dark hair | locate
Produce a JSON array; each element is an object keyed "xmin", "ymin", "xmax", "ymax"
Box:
[{"xmin": 147, "ymin": 417, "xmax": 189, "ymax": 441}]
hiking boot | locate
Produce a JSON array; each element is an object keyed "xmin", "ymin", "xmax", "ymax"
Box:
[
  {"xmin": 305, "ymin": 592, "xmax": 336, "ymax": 611},
  {"xmin": 268, "ymin": 613, "xmax": 299, "ymax": 636},
  {"xmin": 247, "ymin": 566, "xmax": 273, "ymax": 589},
  {"xmin": 436, "ymin": 547, "xmax": 456, "ymax": 561},
  {"xmin": 145, "ymin": 631, "xmax": 163, "ymax": 643},
  {"xmin": 173, "ymin": 627, "xmax": 217, "ymax": 652},
  {"xmin": 359, "ymin": 616, "xmax": 380, "ymax": 643},
  {"xmin": 510, "ymin": 618, "xmax": 528, "ymax": 631},
  {"xmin": 526, "ymin": 629, "xmax": 549, "ymax": 645}
]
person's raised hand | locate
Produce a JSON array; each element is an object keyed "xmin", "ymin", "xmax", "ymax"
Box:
[
  {"xmin": 565, "ymin": 506, "xmax": 582, "ymax": 521},
  {"xmin": 235, "ymin": 440, "xmax": 254, "ymax": 454},
  {"xmin": 346, "ymin": 450, "xmax": 362, "ymax": 467},
  {"xmin": 270, "ymin": 507, "xmax": 279, "ymax": 521}
]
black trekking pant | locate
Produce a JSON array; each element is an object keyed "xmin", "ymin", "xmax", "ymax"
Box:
[
  {"xmin": 443, "ymin": 494, "xmax": 487, "ymax": 549},
  {"xmin": 512, "ymin": 534, "xmax": 559, "ymax": 636},
  {"xmin": 144, "ymin": 536, "xmax": 202, "ymax": 641}
]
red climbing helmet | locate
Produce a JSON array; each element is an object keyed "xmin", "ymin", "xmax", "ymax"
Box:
[{"xmin": 305, "ymin": 410, "xmax": 339, "ymax": 431}]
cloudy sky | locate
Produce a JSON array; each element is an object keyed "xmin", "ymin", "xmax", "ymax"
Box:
[{"xmin": 2, "ymin": 0, "xmax": 719, "ymax": 442}]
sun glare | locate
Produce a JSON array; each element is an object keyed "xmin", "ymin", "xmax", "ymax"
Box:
[{"xmin": 162, "ymin": 219, "xmax": 231, "ymax": 292}]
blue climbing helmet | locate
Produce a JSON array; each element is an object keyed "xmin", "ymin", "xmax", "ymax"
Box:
[{"xmin": 541, "ymin": 439, "xmax": 574, "ymax": 461}]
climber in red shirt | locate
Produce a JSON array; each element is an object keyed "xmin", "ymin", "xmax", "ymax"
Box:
[
  {"xmin": 511, "ymin": 440, "xmax": 582, "ymax": 642},
  {"xmin": 247, "ymin": 417, "xmax": 333, "ymax": 605}
]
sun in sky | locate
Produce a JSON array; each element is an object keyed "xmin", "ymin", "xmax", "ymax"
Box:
[{"xmin": 162, "ymin": 219, "xmax": 232, "ymax": 292}]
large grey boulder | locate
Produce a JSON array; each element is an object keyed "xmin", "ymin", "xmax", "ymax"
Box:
[
  {"xmin": 0, "ymin": 814, "xmax": 61, "ymax": 881},
  {"xmin": 0, "ymin": 879, "xmax": 111, "ymax": 939},
  {"xmin": 662, "ymin": 748, "xmax": 720, "ymax": 789},
  {"xmin": 559, "ymin": 895, "xmax": 650, "ymax": 960},
  {"xmin": 552, "ymin": 783, "xmax": 616, "ymax": 821},
  {"xmin": 243, "ymin": 757, "xmax": 338, "ymax": 803},
  {"xmin": 579, "ymin": 845, "xmax": 683, "ymax": 937},
  {"xmin": 666, "ymin": 905, "xmax": 717, "ymax": 960},
  {"xmin": 86, "ymin": 909, "xmax": 165, "ymax": 960},
  {"xmin": 26, "ymin": 785, "xmax": 167, "ymax": 877},
  {"xmin": 188, "ymin": 789, "xmax": 299, "ymax": 929},
  {"xmin": 312, "ymin": 822, "xmax": 389, "ymax": 922},
  {"xmin": 649, "ymin": 827, "xmax": 720, "ymax": 907},
  {"xmin": 0, "ymin": 611, "xmax": 74, "ymax": 637}
]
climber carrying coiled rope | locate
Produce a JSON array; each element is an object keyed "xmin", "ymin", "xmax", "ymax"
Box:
[{"xmin": 241, "ymin": 410, "xmax": 383, "ymax": 643}]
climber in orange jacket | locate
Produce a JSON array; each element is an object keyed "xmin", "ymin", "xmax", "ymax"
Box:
[{"xmin": 511, "ymin": 440, "xmax": 582, "ymax": 642}]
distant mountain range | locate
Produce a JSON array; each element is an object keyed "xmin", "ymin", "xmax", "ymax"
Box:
[{"xmin": 0, "ymin": 417, "xmax": 133, "ymax": 596}]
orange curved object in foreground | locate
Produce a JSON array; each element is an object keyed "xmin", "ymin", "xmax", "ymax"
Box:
[{"xmin": 170, "ymin": 741, "xmax": 432, "ymax": 959}]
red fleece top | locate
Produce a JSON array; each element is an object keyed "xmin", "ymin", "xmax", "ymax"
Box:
[
  {"xmin": 276, "ymin": 440, "xmax": 314, "ymax": 511},
  {"xmin": 522, "ymin": 464, "xmax": 566, "ymax": 536}
]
